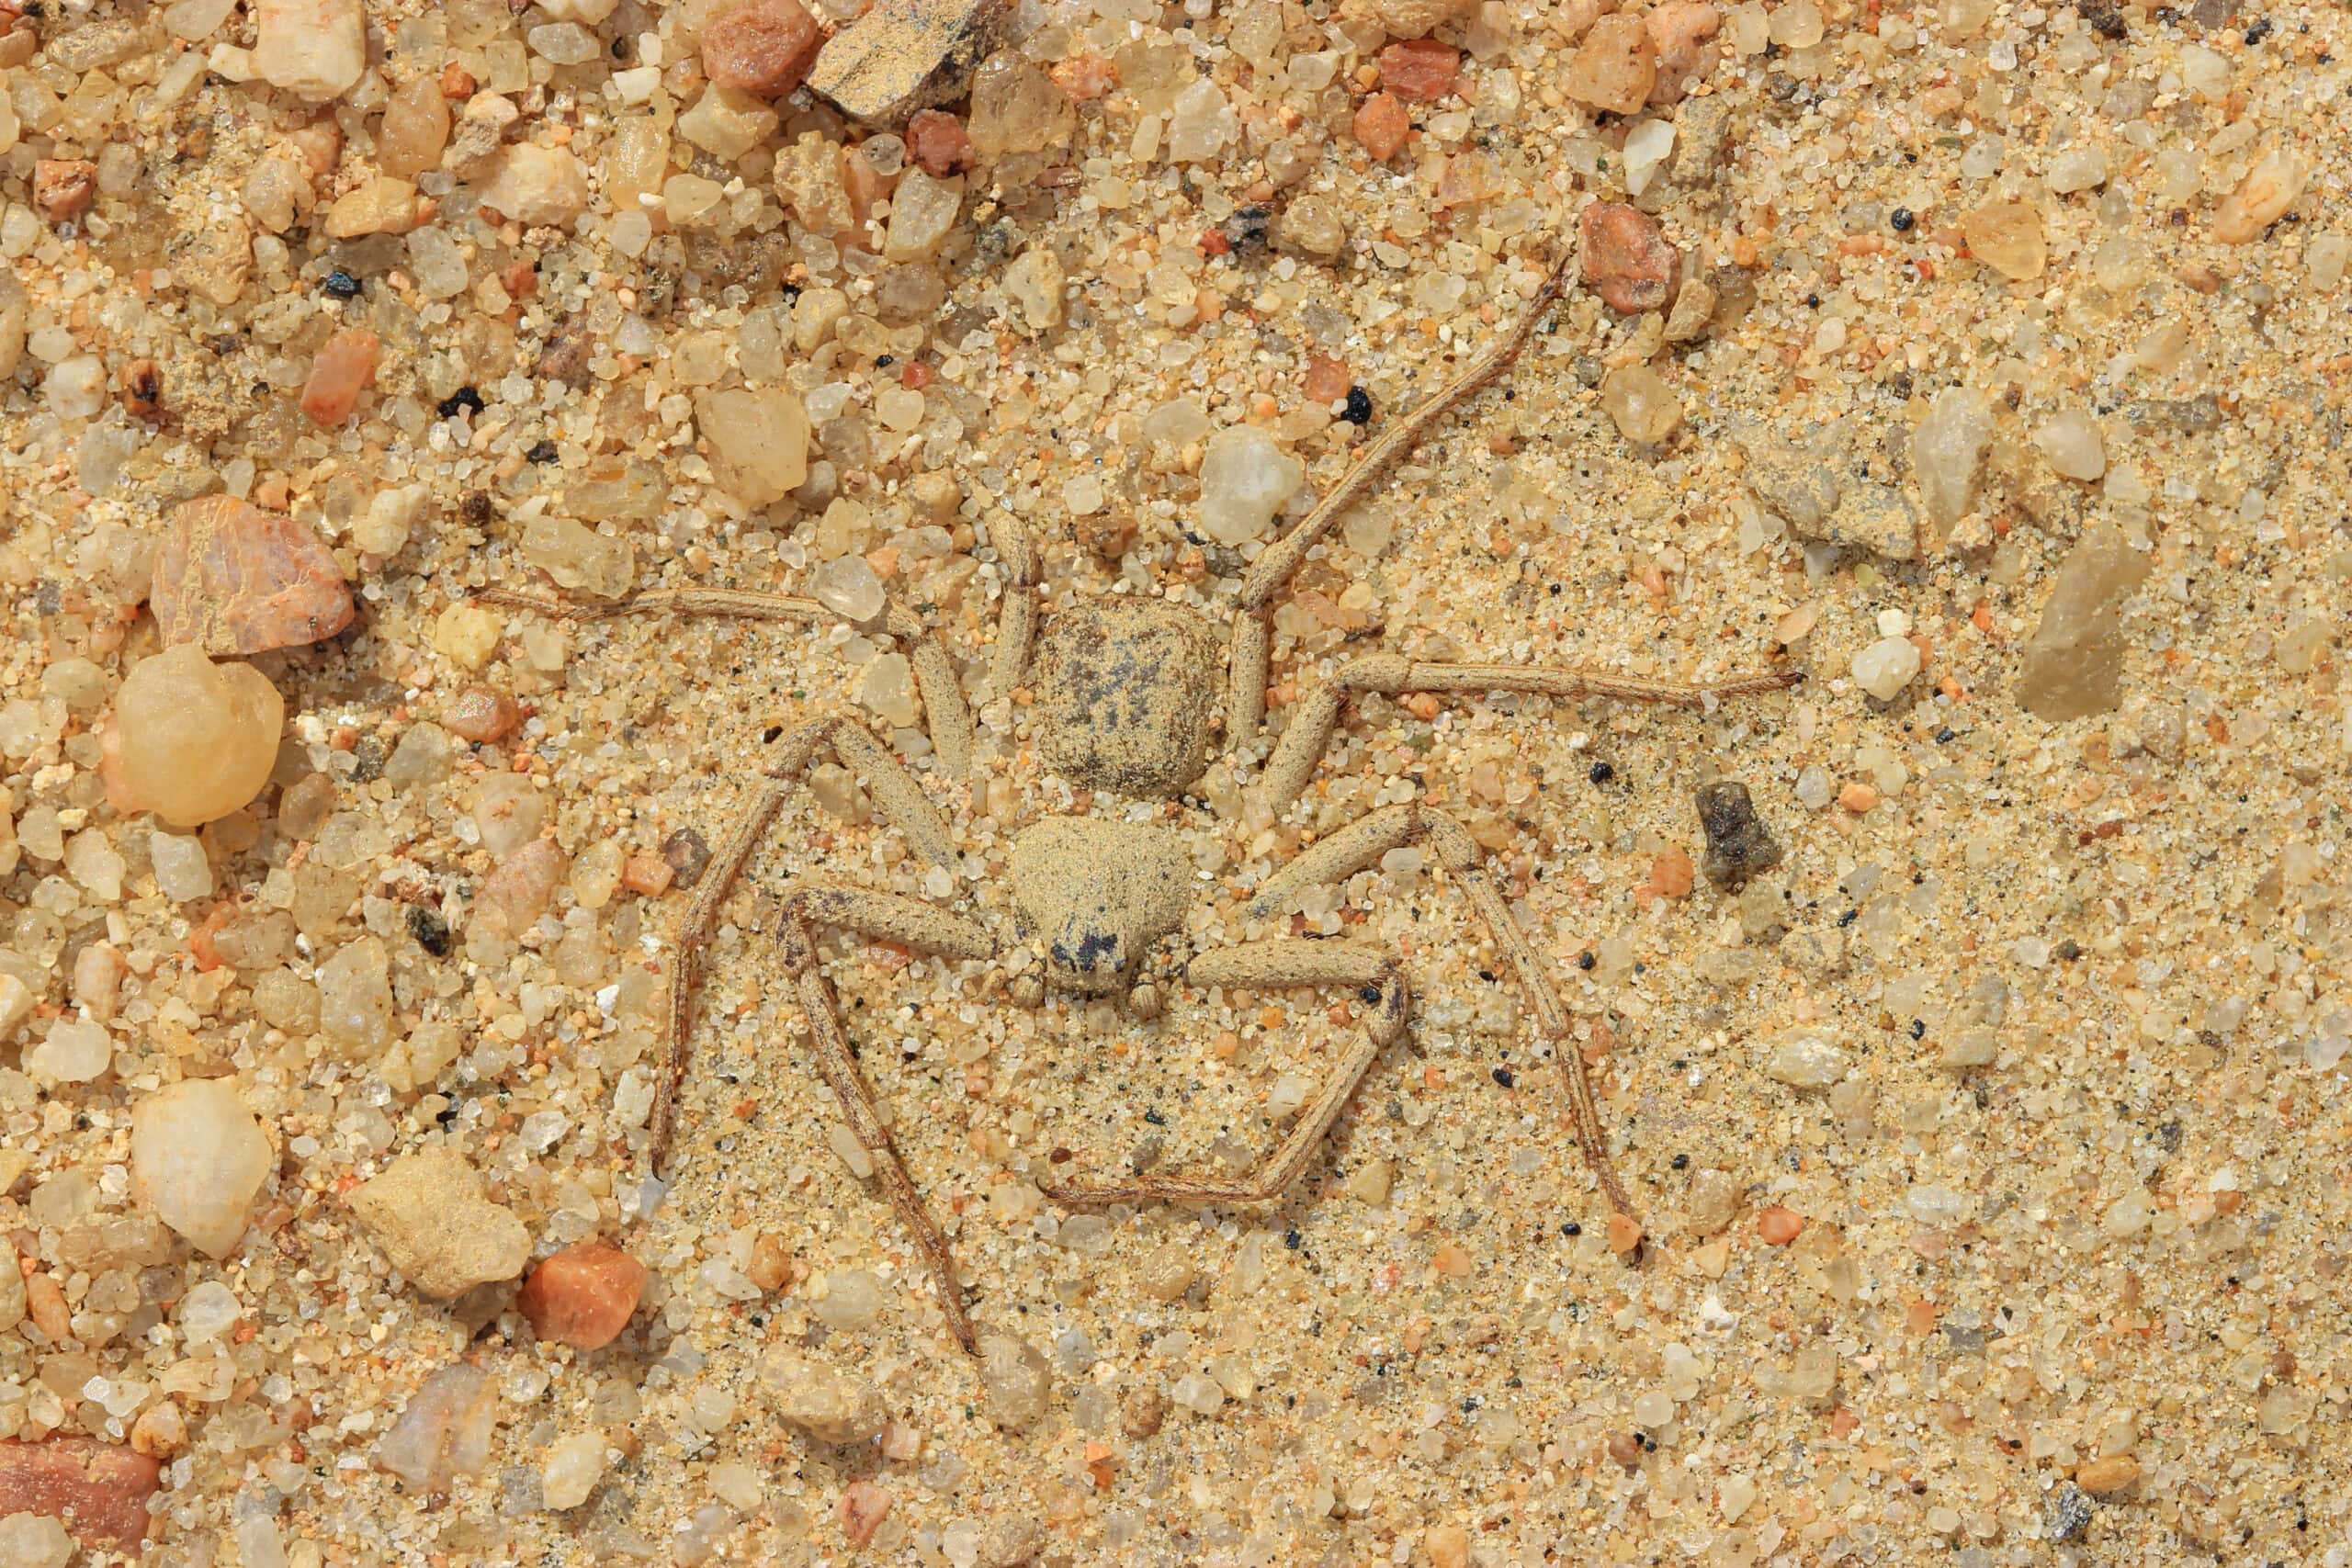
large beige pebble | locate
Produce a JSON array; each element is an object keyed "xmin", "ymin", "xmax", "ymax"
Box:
[
  {"xmin": 252, "ymin": 0, "xmax": 366, "ymax": 101},
  {"xmin": 131, "ymin": 1078, "xmax": 273, "ymax": 1258},
  {"xmin": 480, "ymin": 144, "xmax": 592, "ymax": 227},
  {"xmin": 347, "ymin": 1147, "xmax": 533, "ymax": 1298},
  {"xmin": 111, "ymin": 646, "xmax": 283, "ymax": 829},
  {"xmin": 759, "ymin": 1348, "xmax": 888, "ymax": 1443}
]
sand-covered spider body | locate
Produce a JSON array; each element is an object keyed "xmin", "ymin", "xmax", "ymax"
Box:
[{"xmin": 485, "ymin": 259, "xmax": 1797, "ymax": 1353}]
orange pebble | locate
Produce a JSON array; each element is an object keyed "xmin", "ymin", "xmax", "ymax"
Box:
[
  {"xmin": 1757, "ymin": 1205, "xmax": 1805, "ymax": 1245},
  {"xmin": 1838, "ymin": 782, "xmax": 1879, "ymax": 813},
  {"xmin": 622, "ymin": 854, "xmax": 675, "ymax": 896},
  {"xmin": 1607, "ymin": 1213, "xmax": 1645, "ymax": 1254}
]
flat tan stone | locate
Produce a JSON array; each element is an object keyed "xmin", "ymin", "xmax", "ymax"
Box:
[{"xmin": 806, "ymin": 0, "xmax": 1014, "ymax": 125}]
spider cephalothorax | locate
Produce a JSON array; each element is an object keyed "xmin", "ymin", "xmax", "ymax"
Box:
[{"xmin": 485, "ymin": 254, "xmax": 1801, "ymax": 1354}]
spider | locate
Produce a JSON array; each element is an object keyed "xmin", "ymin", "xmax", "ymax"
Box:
[{"xmin": 482, "ymin": 256, "xmax": 1798, "ymax": 1354}]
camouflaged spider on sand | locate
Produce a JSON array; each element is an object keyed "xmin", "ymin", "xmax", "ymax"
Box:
[{"xmin": 482, "ymin": 257, "xmax": 1800, "ymax": 1355}]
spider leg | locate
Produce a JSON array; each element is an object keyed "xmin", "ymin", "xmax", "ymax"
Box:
[
  {"xmin": 1227, "ymin": 254, "xmax": 1577, "ymax": 749},
  {"xmin": 983, "ymin": 512, "xmax": 1040, "ymax": 705},
  {"xmin": 650, "ymin": 714, "xmax": 958, "ymax": 1169},
  {"xmin": 477, "ymin": 585, "xmax": 976, "ymax": 776},
  {"xmin": 778, "ymin": 892, "xmax": 995, "ymax": 1355},
  {"xmin": 1250, "ymin": 802, "xmax": 1642, "ymax": 1227},
  {"xmin": 1255, "ymin": 657, "xmax": 1801, "ymax": 817},
  {"xmin": 1042, "ymin": 940, "xmax": 1406, "ymax": 1208}
]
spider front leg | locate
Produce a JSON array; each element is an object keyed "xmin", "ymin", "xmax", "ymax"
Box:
[
  {"xmin": 1042, "ymin": 939, "xmax": 1405, "ymax": 1207},
  {"xmin": 775, "ymin": 886, "xmax": 995, "ymax": 1354},
  {"xmin": 1254, "ymin": 656, "xmax": 1802, "ymax": 817},
  {"xmin": 1252, "ymin": 803, "xmax": 1644, "ymax": 1228},
  {"xmin": 477, "ymin": 585, "xmax": 977, "ymax": 775},
  {"xmin": 650, "ymin": 712, "xmax": 959, "ymax": 1167}
]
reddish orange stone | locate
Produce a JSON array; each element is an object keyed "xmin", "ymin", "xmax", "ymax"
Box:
[
  {"xmin": 517, "ymin": 1241, "xmax": 646, "ymax": 1349},
  {"xmin": 300, "ymin": 327, "xmax": 381, "ymax": 425},
  {"xmin": 33, "ymin": 158, "xmax": 96, "ymax": 222},
  {"xmin": 1758, "ymin": 1205, "xmax": 1806, "ymax": 1245},
  {"xmin": 1352, "ymin": 92, "xmax": 1412, "ymax": 160},
  {"xmin": 1580, "ymin": 200, "xmax": 1681, "ymax": 315},
  {"xmin": 701, "ymin": 0, "xmax": 821, "ymax": 96},
  {"xmin": 1303, "ymin": 354, "xmax": 1351, "ymax": 404},
  {"xmin": 1646, "ymin": 848, "xmax": 1694, "ymax": 899},
  {"xmin": 152, "ymin": 496, "xmax": 356, "ymax": 656},
  {"xmin": 838, "ymin": 1480, "xmax": 894, "ymax": 1547},
  {"xmin": 905, "ymin": 109, "xmax": 978, "ymax": 176},
  {"xmin": 445, "ymin": 684, "xmax": 521, "ymax": 743},
  {"xmin": 1377, "ymin": 39, "xmax": 1458, "ymax": 103},
  {"xmin": 621, "ymin": 853, "xmax": 675, "ymax": 897},
  {"xmin": 0, "ymin": 1437, "xmax": 163, "ymax": 1552}
]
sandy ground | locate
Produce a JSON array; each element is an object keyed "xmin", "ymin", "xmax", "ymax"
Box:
[{"xmin": 0, "ymin": 0, "xmax": 2347, "ymax": 1562}]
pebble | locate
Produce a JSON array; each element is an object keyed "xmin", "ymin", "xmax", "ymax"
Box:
[
  {"xmin": 539, "ymin": 1432, "xmax": 606, "ymax": 1509},
  {"xmin": 152, "ymin": 495, "xmax": 356, "ymax": 656},
  {"xmin": 130, "ymin": 1078, "xmax": 271, "ymax": 1258},
  {"xmin": 1838, "ymin": 781, "xmax": 1878, "ymax": 813},
  {"xmin": 299, "ymin": 327, "xmax": 380, "ymax": 425},
  {"xmin": 2073, "ymin": 1454, "xmax": 2139, "ymax": 1495},
  {"xmin": 2016, "ymin": 523, "xmax": 2151, "ymax": 720},
  {"xmin": 1911, "ymin": 387, "xmax": 1994, "ymax": 531},
  {"xmin": 704, "ymin": 0, "xmax": 821, "ymax": 96},
  {"xmin": 1645, "ymin": 1, "xmax": 1722, "ymax": 103},
  {"xmin": 0, "ymin": 1514, "xmax": 70, "ymax": 1568},
  {"xmin": 0, "ymin": 977, "xmax": 28, "ymax": 1043},
  {"xmin": 886, "ymin": 169, "xmax": 965, "ymax": 259},
  {"xmin": 252, "ymin": 0, "xmax": 366, "ymax": 101},
  {"xmin": 376, "ymin": 1364, "xmax": 497, "ymax": 1492},
  {"xmin": 1337, "ymin": 0, "xmax": 1475, "ymax": 38},
  {"xmin": 1581, "ymin": 201, "xmax": 1679, "ymax": 314},
  {"xmin": 1962, "ymin": 200, "xmax": 2046, "ymax": 280},
  {"xmin": 696, "ymin": 388, "xmax": 809, "ymax": 505},
  {"xmin": 150, "ymin": 830, "xmax": 215, "ymax": 900},
  {"xmin": 1756, "ymin": 1205, "xmax": 1805, "ymax": 1245},
  {"xmin": 809, "ymin": 0, "xmax": 1014, "ymax": 125},
  {"xmin": 445, "ymin": 686, "xmax": 521, "ymax": 743},
  {"xmin": 759, "ymin": 1349, "xmax": 888, "ymax": 1444},
  {"xmin": 433, "ymin": 603, "xmax": 503, "ymax": 670},
  {"xmin": 1272, "ymin": 195, "xmax": 1347, "ymax": 260},
  {"xmin": 1351, "ymin": 93, "xmax": 1412, "ymax": 161},
  {"xmin": 976, "ymin": 1334, "xmax": 1053, "ymax": 1430},
  {"xmin": 907, "ymin": 110, "xmax": 978, "ymax": 176},
  {"xmin": 0, "ymin": 1438, "xmax": 162, "ymax": 1554},
  {"xmin": 1563, "ymin": 16, "xmax": 1656, "ymax": 115},
  {"xmin": 837, "ymin": 1480, "xmax": 894, "ymax": 1547},
  {"xmin": 324, "ymin": 176, "xmax": 421, "ymax": 239},
  {"xmin": 1198, "ymin": 426, "xmax": 1304, "ymax": 545},
  {"xmin": 1003, "ymin": 243, "xmax": 1066, "ymax": 328},
  {"xmin": 522, "ymin": 515, "xmax": 635, "ymax": 599},
  {"xmin": 378, "ymin": 76, "xmax": 451, "ymax": 179},
  {"xmin": 2212, "ymin": 149, "xmax": 2304, "ymax": 243},
  {"xmin": 518, "ymin": 1242, "xmax": 647, "ymax": 1348},
  {"xmin": 346, "ymin": 1147, "xmax": 533, "ymax": 1298},
  {"xmin": 482, "ymin": 838, "xmax": 569, "ymax": 932},
  {"xmin": 31, "ymin": 161, "xmax": 96, "ymax": 224},
  {"xmin": 2034, "ymin": 410, "xmax": 2107, "ymax": 480},
  {"xmin": 1763, "ymin": 1032, "xmax": 1850, "ymax": 1088},
  {"xmin": 1376, "ymin": 39, "xmax": 1459, "ymax": 102},
  {"xmin": 111, "ymin": 647, "xmax": 283, "ymax": 828},
  {"xmin": 810, "ymin": 1268, "xmax": 886, "ymax": 1329},
  {"xmin": 1693, "ymin": 781, "xmax": 1781, "ymax": 887},
  {"xmin": 810, "ymin": 555, "xmax": 888, "ymax": 623},
  {"xmin": 1597, "ymin": 365, "xmax": 1682, "ymax": 445},
  {"xmin": 1849, "ymin": 635, "xmax": 1922, "ymax": 701},
  {"xmin": 479, "ymin": 144, "xmax": 591, "ymax": 227}
]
